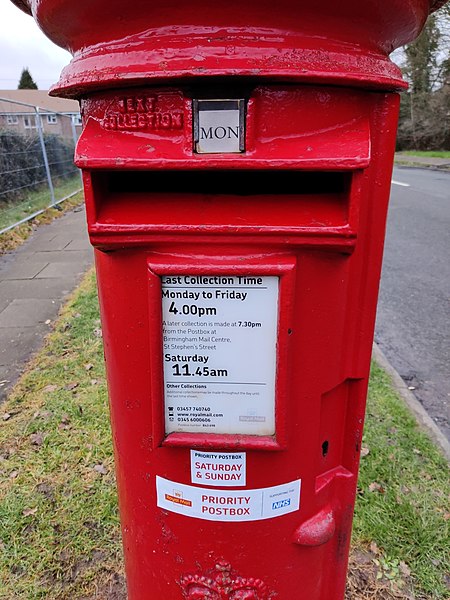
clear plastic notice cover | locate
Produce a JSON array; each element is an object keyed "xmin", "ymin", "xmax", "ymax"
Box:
[{"xmin": 161, "ymin": 275, "xmax": 279, "ymax": 436}]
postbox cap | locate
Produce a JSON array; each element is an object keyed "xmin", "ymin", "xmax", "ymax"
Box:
[{"xmin": 9, "ymin": 0, "xmax": 449, "ymax": 97}]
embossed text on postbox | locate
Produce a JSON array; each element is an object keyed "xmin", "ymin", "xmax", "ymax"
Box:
[{"xmin": 101, "ymin": 92, "xmax": 184, "ymax": 132}]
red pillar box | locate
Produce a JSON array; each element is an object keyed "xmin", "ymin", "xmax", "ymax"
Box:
[{"xmin": 10, "ymin": 1, "xmax": 446, "ymax": 598}]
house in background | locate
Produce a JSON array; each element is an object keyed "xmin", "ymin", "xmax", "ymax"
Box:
[{"xmin": 0, "ymin": 89, "xmax": 81, "ymax": 139}]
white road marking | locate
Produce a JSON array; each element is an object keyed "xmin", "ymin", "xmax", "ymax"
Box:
[{"xmin": 391, "ymin": 180, "xmax": 410, "ymax": 187}]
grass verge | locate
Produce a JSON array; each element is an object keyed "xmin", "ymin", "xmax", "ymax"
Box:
[
  {"xmin": 0, "ymin": 271, "xmax": 122, "ymax": 599},
  {"xmin": 352, "ymin": 362, "xmax": 449, "ymax": 598},
  {"xmin": 400, "ymin": 151, "xmax": 450, "ymax": 159},
  {"xmin": 0, "ymin": 188, "xmax": 84, "ymax": 255},
  {"xmin": 0, "ymin": 175, "xmax": 82, "ymax": 231},
  {"xmin": 0, "ymin": 272, "xmax": 448, "ymax": 599}
]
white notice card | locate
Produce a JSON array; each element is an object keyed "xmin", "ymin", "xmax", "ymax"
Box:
[
  {"xmin": 161, "ymin": 275, "xmax": 279, "ymax": 435},
  {"xmin": 190, "ymin": 449, "xmax": 246, "ymax": 487}
]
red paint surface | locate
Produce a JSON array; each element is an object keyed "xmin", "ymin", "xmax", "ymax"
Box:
[
  {"xmin": 8, "ymin": 0, "xmax": 444, "ymax": 97},
  {"xmin": 84, "ymin": 86, "xmax": 400, "ymax": 600},
  {"xmin": 8, "ymin": 1, "xmax": 446, "ymax": 598}
]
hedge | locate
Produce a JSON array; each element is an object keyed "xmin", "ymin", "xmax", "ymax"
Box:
[{"xmin": 0, "ymin": 130, "xmax": 76, "ymax": 204}]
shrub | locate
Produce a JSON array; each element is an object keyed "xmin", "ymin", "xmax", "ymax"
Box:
[{"xmin": 0, "ymin": 130, "xmax": 75, "ymax": 204}]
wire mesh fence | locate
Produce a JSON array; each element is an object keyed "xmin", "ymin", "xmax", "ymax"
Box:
[{"xmin": 0, "ymin": 97, "xmax": 83, "ymax": 234}]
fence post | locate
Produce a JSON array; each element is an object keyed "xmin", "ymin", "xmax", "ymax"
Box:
[
  {"xmin": 35, "ymin": 106, "xmax": 56, "ymax": 205},
  {"xmin": 70, "ymin": 115, "xmax": 83, "ymax": 185}
]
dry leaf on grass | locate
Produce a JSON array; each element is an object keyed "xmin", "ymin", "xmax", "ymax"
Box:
[
  {"xmin": 65, "ymin": 382, "xmax": 79, "ymax": 391},
  {"xmin": 30, "ymin": 432, "xmax": 46, "ymax": 446},
  {"xmin": 42, "ymin": 384, "xmax": 58, "ymax": 393},
  {"xmin": 93, "ymin": 464, "xmax": 108, "ymax": 476},
  {"xmin": 370, "ymin": 541, "xmax": 380, "ymax": 555},
  {"xmin": 399, "ymin": 562, "xmax": 411, "ymax": 578},
  {"xmin": 368, "ymin": 482, "xmax": 385, "ymax": 494}
]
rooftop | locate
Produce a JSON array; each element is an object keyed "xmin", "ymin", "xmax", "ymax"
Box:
[{"xmin": 0, "ymin": 90, "xmax": 79, "ymax": 114}]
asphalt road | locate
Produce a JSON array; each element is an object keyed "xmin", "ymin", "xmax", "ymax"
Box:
[{"xmin": 375, "ymin": 166, "xmax": 450, "ymax": 441}]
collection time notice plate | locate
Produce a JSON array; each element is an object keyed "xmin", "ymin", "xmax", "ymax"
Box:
[
  {"xmin": 193, "ymin": 99, "xmax": 245, "ymax": 154},
  {"xmin": 161, "ymin": 275, "xmax": 279, "ymax": 436}
]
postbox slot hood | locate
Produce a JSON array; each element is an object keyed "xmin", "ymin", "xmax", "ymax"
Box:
[
  {"xmin": 75, "ymin": 84, "xmax": 372, "ymax": 171},
  {"xmin": 75, "ymin": 113, "xmax": 371, "ymax": 171}
]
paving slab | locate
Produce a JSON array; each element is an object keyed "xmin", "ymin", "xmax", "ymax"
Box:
[
  {"xmin": 1, "ymin": 261, "xmax": 49, "ymax": 280},
  {"xmin": 65, "ymin": 238, "xmax": 94, "ymax": 251},
  {"xmin": 36, "ymin": 261, "xmax": 90, "ymax": 279},
  {"xmin": 0, "ymin": 299, "xmax": 57, "ymax": 327},
  {"xmin": 0, "ymin": 206, "xmax": 93, "ymax": 401},
  {"xmin": 0, "ymin": 329, "xmax": 44, "ymax": 391},
  {"xmin": 27, "ymin": 233, "xmax": 73, "ymax": 252},
  {"xmin": 25, "ymin": 250, "xmax": 93, "ymax": 264},
  {"xmin": 0, "ymin": 297, "xmax": 10, "ymax": 313},
  {"xmin": 0, "ymin": 326, "xmax": 45, "ymax": 366},
  {"xmin": 0, "ymin": 278, "xmax": 76, "ymax": 300}
]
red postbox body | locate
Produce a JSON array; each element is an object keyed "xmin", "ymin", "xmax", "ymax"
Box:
[{"xmin": 10, "ymin": 0, "xmax": 446, "ymax": 598}]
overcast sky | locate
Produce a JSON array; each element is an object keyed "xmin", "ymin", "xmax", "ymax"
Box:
[{"xmin": 0, "ymin": 0, "xmax": 71, "ymax": 91}]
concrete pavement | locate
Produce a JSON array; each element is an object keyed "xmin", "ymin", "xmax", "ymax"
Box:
[{"xmin": 0, "ymin": 206, "xmax": 93, "ymax": 401}]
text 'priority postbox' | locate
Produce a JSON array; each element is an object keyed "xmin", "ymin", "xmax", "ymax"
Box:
[{"xmin": 9, "ymin": 0, "xmax": 447, "ymax": 598}]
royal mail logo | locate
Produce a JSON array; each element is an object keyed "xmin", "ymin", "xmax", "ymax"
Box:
[
  {"xmin": 181, "ymin": 561, "xmax": 272, "ymax": 600},
  {"xmin": 165, "ymin": 492, "xmax": 192, "ymax": 507},
  {"xmin": 272, "ymin": 499, "xmax": 291, "ymax": 510}
]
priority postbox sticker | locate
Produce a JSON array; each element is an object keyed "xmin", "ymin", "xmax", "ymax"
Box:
[
  {"xmin": 156, "ymin": 476, "xmax": 301, "ymax": 522},
  {"xmin": 190, "ymin": 450, "xmax": 246, "ymax": 487}
]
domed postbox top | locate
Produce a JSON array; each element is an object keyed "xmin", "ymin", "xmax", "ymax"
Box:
[{"xmin": 9, "ymin": 0, "xmax": 448, "ymax": 97}]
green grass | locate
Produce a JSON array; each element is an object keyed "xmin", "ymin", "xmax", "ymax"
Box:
[
  {"xmin": 0, "ymin": 272, "xmax": 448, "ymax": 598},
  {"xmin": 400, "ymin": 150, "xmax": 450, "ymax": 159},
  {"xmin": 0, "ymin": 175, "xmax": 82, "ymax": 231},
  {"xmin": 353, "ymin": 362, "xmax": 449, "ymax": 598},
  {"xmin": 0, "ymin": 190, "xmax": 84, "ymax": 256},
  {"xmin": 0, "ymin": 271, "xmax": 121, "ymax": 599}
]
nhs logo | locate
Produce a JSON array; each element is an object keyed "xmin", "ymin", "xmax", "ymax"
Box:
[{"xmin": 272, "ymin": 498, "xmax": 291, "ymax": 510}]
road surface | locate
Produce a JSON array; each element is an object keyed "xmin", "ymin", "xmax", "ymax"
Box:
[{"xmin": 375, "ymin": 166, "xmax": 450, "ymax": 441}]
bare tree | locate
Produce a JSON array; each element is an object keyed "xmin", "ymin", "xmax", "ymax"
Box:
[{"xmin": 396, "ymin": 8, "xmax": 450, "ymax": 150}]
